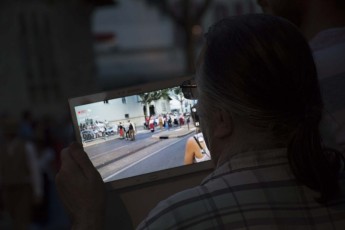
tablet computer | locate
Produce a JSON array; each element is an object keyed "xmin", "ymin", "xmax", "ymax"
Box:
[{"xmin": 69, "ymin": 76, "xmax": 214, "ymax": 190}]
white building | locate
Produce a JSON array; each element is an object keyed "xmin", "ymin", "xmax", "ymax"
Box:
[{"xmin": 75, "ymin": 95, "xmax": 171, "ymax": 128}]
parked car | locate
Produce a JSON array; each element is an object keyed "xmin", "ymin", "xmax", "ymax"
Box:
[
  {"xmin": 81, "ymin": 130, "xmax": 95, "ymax": 142},
  {"xmin": 105, "ymin": 126, "xmax": 117, "ymax": 136}
]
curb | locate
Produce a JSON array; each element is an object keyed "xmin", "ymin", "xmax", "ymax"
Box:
[
  {"xmin": 152, "ymin": 128, "xmax": 195, "ymax": 139},
  {"xmin": 83, "ymin": 130, "xmax": 151, "ymax": 147}
]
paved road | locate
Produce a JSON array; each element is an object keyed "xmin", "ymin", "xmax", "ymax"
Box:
[
  {"xmin": 83, "ymin": 127, "xmax": 193, "ymax": 180},
  {"xmin": 104, "ymin": 134, "xmax": 192, "ymax": 182}
]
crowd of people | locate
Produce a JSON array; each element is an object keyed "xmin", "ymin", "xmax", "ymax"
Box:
[
  {"xmin": 143, "ymin": 113, "xmax": 191, "ymax": 132},
  {"xmin": 118, "ymin": 120, "xmax": 136, "ymax": 141}
]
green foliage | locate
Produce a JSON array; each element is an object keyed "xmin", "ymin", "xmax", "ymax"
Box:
[
  {"xmin": 172, "ymin": 87, "xmax": 184, "ymax": 102},
  {"xmin": 139, "ymin": 89, "xmax": 171, "ymax": 116},
  {"xmin": 138, "ymin": 89, "xmax": 171, "ymax": 105}
]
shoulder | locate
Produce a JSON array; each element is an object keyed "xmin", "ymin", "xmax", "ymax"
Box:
[
  {"xmin": 138, "ymin": 171, "xmax": 251, "ymax": 230},
  {"xmin": 138, "ymin": 163, "xmax": 245, "ymax": 229},
  {"xmin": 137, "ymin": 185, "xmax": 217, "ymax": 229},
  {"xmin": 186, "ymin": 136, "xmax": 197, "ymax": 148}
]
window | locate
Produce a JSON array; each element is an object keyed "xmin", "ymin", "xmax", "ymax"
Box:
[
  {"xmin": 125, "ymin": 114, "xmax": 129, "ymax": 119},
  {"xmin": 122, "ymin": 97, "xmax": 127, "ymax": 104},
  {"xmin": 161, "ymin": 102, "xmax": 167, "ymax": 112}
]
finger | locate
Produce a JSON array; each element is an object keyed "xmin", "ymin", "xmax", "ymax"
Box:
[
  {"xmin": 68, "ymin": 142, "xmax": 100, "ymax": 179},
  {"xmin": 55, "ymin": 149, "xmax": 81, "ymax": 212},
  {"xmin": 55, "ymin": 173, "xmax": 76, "ymax": 220}
]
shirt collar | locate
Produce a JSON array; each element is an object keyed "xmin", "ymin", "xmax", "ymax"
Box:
[
  {"xmin": 225, "ymin": 148, "xmax": 288, "ymax": 171},
  {"xmin": 201, "ymin": 148, "xmax": 288, "ymax": 184}
]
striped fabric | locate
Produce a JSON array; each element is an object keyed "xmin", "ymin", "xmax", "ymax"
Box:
[
  {"xmin": 137, "ymin": 148, "xmax": 345, "ymax": 229},
  {"xmin": 310, "ymin": 27, "xmax": 345, "ymax": 155}
]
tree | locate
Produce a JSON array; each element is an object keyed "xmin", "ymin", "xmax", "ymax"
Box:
[
  {"xmin": 145, "ymin": 0, "xmax": 213, "ymax": 74},
  {"xmin": 139, "ymin": 89, "xmax": 171, "ymax": 117},
  {"xmin": 171, "ymin": 87, "xmax": 185, "ymax": 114}
]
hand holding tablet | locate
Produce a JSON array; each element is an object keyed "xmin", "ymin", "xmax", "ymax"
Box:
[{"xmin": 56, "ymin": 143, "xmax": 106, "ymax": 229}]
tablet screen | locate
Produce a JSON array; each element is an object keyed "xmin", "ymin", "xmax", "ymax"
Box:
[{"xmin": 69, "ymin": 77, "xmax": 213, "ymax": 188}]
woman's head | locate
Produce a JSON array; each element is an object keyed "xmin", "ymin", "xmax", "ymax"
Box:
[
  {"xmin": 196, "ymin": 14, "xmax": 342, "ymax": 202},
  {"xmin": 197, "ymin": 14, "xmax": 320, "ymax": 140}
]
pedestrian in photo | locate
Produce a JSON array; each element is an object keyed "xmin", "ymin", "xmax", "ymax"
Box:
[
  {"xmin": 164, "ymin": 118, "xmax": 169, "ymax": 130},
  {"xmin": 179, "ymin": 115, "xmax": 184, "ymax": 127},
  {"xmin": 173, "ymin": 118, "xmax": 178, "ymax": 127},
  {"xmin": 128, "ymin": 120, "xmax": 135, "ymax": 141},
  {"xmin": 149, "ymin": 117, "xmax": 155, "ymax": 133},
  {"xmin": 184, "ymin": 131, "xmax": 211, "ymax": 165},
  {"xmin": 118, "ymin": 122, "xmax": 124, "ymax": 139},
  {"xmin": 186, "ymin": 116, "xmax": 191, "ymax": 130},
  {"xmin": 168, "ymin": 116, "xmax": 172, "ymax": 129},
  {"xmin": 144, "ymin": 116, "xmax": 149, "ymax": 130},
  {"xmin": 158, "ymin": 115, "xmax": 163, "ymax": 130}
]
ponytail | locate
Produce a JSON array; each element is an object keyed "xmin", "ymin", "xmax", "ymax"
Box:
[{"xmin": 287, "ymin": 121, "xmax": 344, "ymax": 203}]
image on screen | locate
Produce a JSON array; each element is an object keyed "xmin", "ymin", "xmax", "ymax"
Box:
[{"xmin": 74, "ymin": 86, "xmax": 211, "ymax": 183}]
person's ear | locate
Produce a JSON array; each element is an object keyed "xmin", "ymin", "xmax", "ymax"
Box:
[{"xmin": 213, "ymin": 109, "xmax": 233, "ymax": 139}]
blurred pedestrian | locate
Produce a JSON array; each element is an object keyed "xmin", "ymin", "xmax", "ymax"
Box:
[
  {"xmin": 0, "ymin": 118, "xmax": 43, "ymax": 230},
  {"xmin": 33, "ymin": 119, "xmax": 55, "ymax": 226},
  {"xmin": 257, "ymin": 0, "xmax": 345, "ymax": 155},
  {"xmin": 149, "ymin": 117, "xmax": 155, "ymax": 133},
  {"xmin": 179, "ymin": 115, "xmax": 184, "ymax": 127},
  {"xmin": 168, "ymin": 116, "xmax": 172, "ymax": 129},
  {"xmin": 158, "ymin": 115, "xmax": 163, "ymax": 130},
  {"xmin": 184, "ymin": 131, "xmax": 210, "ymax": 165},
  {"xmin": 186, "ymin": 116, "xmax": 191, "ymax": 130},
  {"xmin": 128, "ymin": 120, "xmax": 135, "ymax": 141},
  {"xmin": 118, "ymin": 122, "xmax": 124, "ymax": 139}
]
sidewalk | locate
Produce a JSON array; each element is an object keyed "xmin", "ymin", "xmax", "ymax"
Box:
[
  {"xmin": 82, "ymin": 126, "xmax": 195, "ymax": 148},
  {"xmin": 82, "ymin": 129, "xmax": 152, "ymax": 148},
  {"xmin": 152, "ymin": 126, "xmax": 196, "ymax": 139}
]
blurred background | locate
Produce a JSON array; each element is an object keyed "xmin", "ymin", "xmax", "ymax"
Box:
[{"xmin": 0, "ymin": 0, "xmax": 261, "ymax": 229}]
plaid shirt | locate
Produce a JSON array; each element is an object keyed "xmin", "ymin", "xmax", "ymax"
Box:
[{"xmin": 137, "ymin": 148, "xmax": 345, "ymax": 229}]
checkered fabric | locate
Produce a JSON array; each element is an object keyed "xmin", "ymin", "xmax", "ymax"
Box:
[{"xmin": 137, "ymin": 148, "xmax": 345, "ymax": 229}]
